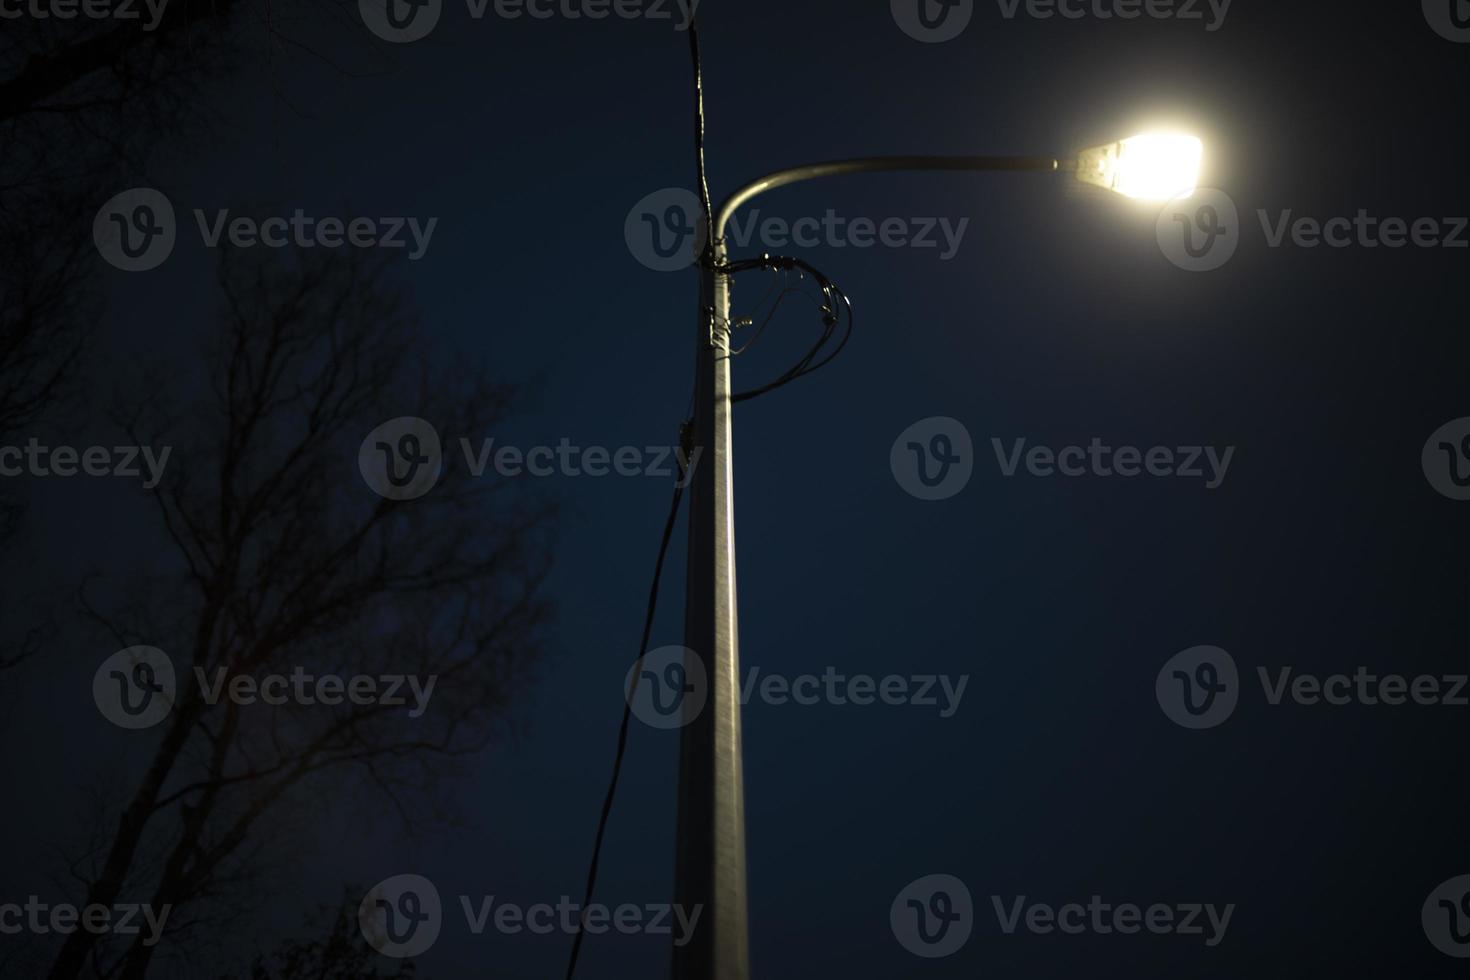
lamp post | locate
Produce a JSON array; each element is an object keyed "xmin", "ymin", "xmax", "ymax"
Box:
[{"xmin": 673, "ymin": 135, "xmax": 1204, "ymax": 980}]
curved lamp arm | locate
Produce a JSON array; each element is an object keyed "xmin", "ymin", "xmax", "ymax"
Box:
[{"xmin": 713, "ymin": 155, "xmax": 1077, "ymax": 243}]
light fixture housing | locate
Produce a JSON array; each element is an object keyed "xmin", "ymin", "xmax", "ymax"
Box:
[{"xmin": 1076, "ymin": 133, "xmax": 1203, "ymax": 201}]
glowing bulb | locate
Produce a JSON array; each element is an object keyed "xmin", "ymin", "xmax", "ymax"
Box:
[{"xmin": 1076, "ymin": 133, "xmax": 1203, "ymax": 201}]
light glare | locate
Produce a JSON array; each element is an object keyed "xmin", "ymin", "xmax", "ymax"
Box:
[{"xmin": 1077, "ymin": 133, "xmax": 1203, "ymax": 201}]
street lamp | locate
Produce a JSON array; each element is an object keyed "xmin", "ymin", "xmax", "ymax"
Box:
[
  {"xmin": 674, "ymin": 133, "xmax": 1204, "ymax": 980},
  {"xmin": 1075, "ymin": 132, "xmax": 1204, "ymax": 200}
]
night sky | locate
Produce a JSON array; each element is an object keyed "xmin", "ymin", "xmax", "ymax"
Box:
[{"xmin": 4, "ymin": 0, "xmax": 1470, "ymax": 977}]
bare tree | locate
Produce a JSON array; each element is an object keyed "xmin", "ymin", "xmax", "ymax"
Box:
[
  {"xmin": 46, "ymin": 245, "xmax": 554, "ymax": 980},
  {"xmin": 0, "ymin": 0, "xmax": 244, "ymax": 423},
  {"xmin": 0, "ymin": 154, "xmax": 92, "ymax": 678},
  {"xmin": 0, "ymin": 0, "xmax": 244, "ymax": 129},
  {"xmin": 0, "ymin": 0, "xmax": 246, "ymax": 673},
  {"xmin": 225, "ymin": 887, "xmax": 423, "ymax": 980}
]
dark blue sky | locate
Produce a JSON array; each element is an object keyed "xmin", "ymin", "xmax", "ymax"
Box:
[{"xmin": 6, "ymin": 0, "xmax": 1470, "ymax": 977}]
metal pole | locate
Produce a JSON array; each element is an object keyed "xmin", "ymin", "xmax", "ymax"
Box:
[
  {"xmin": 674, "ymin": 236, "xmax": 748, "ymax": 980},
  {"xmin": 673, "ymin": 155, "xmax": 1066, "ymax": 980}
]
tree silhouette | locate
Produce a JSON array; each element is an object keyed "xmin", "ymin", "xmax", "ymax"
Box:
[
  {"xmin": 225, "ymin": 887, "xmax": 423, "ymax": 980},
  {"xmin": 0, "ymin": 0, "xmax": 241, "ymax": 673},
  {"xmin": 44, "ymin": 245, "xmax": 554, "ymax": 980}
]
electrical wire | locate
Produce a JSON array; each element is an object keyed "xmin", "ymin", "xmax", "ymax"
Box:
[
  {"xmin": 728, "ymin": 285, "xmax": 811, "ymax": 356},
  {"xmin": 564, "ymin": 17, "xmax": 710, "ymax": 980},
  {"xmin": 565, "ymin": 22, "xmax": 855, "ymax": 980},
  {"xmin": 563, "ymin": 456, "xmax": 688, "ymax": 980},
  {"xmin": 689, "ymin": 19, "xmax": 713, "ymax": 243},
  {"xmin": 722, "ymin": 254, "xmax": 854, "ymax": 403}
]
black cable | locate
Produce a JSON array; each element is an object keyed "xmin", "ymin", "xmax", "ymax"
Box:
[
  {"xmin": 723, "ymin": 254, "xmax": 854, "ymax": 403},
  {"xmin": 689, "ymin": 19, "xmax": 713, "ymax": 243},
  {"xmin": 565, "ymin": 21, "xmax": 710, "ymax": 980},
  {"xmin": 563, "ymin": 456, "xmax": 688, "ymax": 980},
  {"xmin": 729, "ymin": 284, "xmax": 809, "ymax": 356}
]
